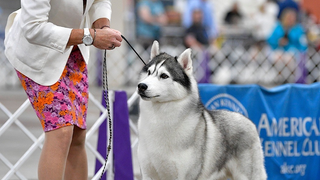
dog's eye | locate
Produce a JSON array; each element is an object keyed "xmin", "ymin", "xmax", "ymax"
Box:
[
  {"xmin": 160, "ymin": 73, "xmax": 169, "ymax": 79},
  {"xmin": 147, "ymin": 70, "xmax": 151, "ymax": 76}
]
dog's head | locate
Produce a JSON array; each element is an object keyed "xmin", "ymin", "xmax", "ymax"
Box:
[{"xmin": 137, "ymin": 41, "xmax": 196, "ymax": 103}]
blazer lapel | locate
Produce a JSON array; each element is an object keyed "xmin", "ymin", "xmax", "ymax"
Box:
[{"xmin": 83, "ymin": 0, "xmax": 94, "ymax": 16}]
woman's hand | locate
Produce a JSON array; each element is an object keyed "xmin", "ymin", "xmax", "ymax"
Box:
[{"xmin": 91, "ymin": 27, "xmax": 122, "ymax": 50}]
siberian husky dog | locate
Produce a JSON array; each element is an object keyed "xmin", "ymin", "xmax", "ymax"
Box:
[{"xmin": 137, "ymin": 41, "xmax": 267, "ymax": 180}]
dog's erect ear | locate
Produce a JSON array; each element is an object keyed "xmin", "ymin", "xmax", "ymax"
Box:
[
  {"xmin": 177, "ymin": 48, "xmax": 193, "ymax": 74},
  {"xmin": 150, "ymin": 40, "xmax": 160, "ymax": 61}
]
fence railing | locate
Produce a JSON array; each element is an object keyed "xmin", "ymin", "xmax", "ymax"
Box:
[
  {"xmin": 191, "ymin": 44, "xmax": 319, "ymax": 85},
  {"xmin": 0, "ymin": 89, "xmax": 117, "ymax": 179},
  {"xmin": 1, "ymin": 37, "xmax": 320, "ymax": 179},
  {"xmin": 1, "ymin": 39, "xmax": 319, "ymax": 90}
]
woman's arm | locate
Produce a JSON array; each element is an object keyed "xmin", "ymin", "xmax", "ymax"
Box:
[
  {"xmin": 67, "ymin": 18, "xmax": 122, "ymax": 49},
  {"xmin": 21, "ymin": 0, "xmax": 121, "ymax": 51},
  {"xmin": 20, "ymin": 0, "xmax": 72, "ymax": 53}
]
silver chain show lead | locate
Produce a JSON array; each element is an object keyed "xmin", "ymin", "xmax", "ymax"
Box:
[
  {"xmin": 99, "ymin": 49, "xmax": 113, "ymax": 180},
  {"xmin": 99, "ymin": 35, "xmax": 146, "ymax": 179}
]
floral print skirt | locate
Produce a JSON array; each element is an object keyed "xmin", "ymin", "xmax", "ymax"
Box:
[{"xmin": 16, "ymin": 47, "xmax": 88, "ymax": 132}]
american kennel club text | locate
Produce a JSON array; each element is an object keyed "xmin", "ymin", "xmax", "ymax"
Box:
[
  {"xmin": 258, "ymin": 114, "xmax": 320, "ymax": 176},
  {"xmin": 205, "ymin": 92, "xmax": 318, "ymax": 177},
  {"xmin": 258, "ymin": 114, "xmax": 320, "ymax": 157}
]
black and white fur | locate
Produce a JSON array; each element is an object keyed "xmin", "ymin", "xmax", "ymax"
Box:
[{"xmin": 137, "ymin": 41, "xmax": 267, "ymax": 180}]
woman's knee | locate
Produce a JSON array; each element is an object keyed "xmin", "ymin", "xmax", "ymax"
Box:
[{"xmin": 46, "ymin": 126, "xmax": 74, "ymax": 145}]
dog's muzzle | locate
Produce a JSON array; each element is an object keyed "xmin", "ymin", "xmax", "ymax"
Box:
[
  {"xmin": 138, "ymin": 83, "xmax": 148, "ymax": 95},
  {"xmin": 137, "ymin": 83, "xmax": 160, "ymax": 99}
]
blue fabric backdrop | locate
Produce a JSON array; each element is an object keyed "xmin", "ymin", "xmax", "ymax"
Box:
[{"xmin": 199, "ymin": 83, "xmax": 320, "ymax": 180}]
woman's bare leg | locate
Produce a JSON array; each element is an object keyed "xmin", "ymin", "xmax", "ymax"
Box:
[
  {"xmin": 38, "ymin": 126, "xmax": 74, "ymax": 180},
  {"xmin": 64, "ymin": 126, "xmax": 88, "ymax": 180}
]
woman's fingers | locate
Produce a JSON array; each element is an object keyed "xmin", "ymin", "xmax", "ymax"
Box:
[{"xmin": 94, "ymin": 28, "xmax": 122, "ymax": 50}]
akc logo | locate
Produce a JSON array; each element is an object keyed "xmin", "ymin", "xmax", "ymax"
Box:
[{"xmin": 205, "ymin": 93, "xmax": 248, "ymax": 118}]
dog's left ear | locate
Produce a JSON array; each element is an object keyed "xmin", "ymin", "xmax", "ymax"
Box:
[
  {"xmin": 177, "ymin": 48, "xmax": 193, "ymax": 74},
  {"xmin": 150, "ymin": 41, "xmax": 160, "ymax": 61}
]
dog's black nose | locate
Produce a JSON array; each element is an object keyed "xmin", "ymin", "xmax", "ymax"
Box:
[{"xmin": 138, "ymin": 83, "xmax": 148, "ymax": 93}]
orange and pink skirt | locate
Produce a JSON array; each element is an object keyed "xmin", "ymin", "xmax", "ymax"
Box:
[{"xmin": 16, "ymin": 47, "xmax": 88, "ymax": 132}]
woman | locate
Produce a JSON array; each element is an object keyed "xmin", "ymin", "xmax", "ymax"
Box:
[
  {"xmin": 267, "ymin": 8, "xmax": 307, "ymax": 52},
  {"xmin": 267, "ymin": 8, "xmax": 308, "ymax": 83},
  {"xmin": 4, "ymin": 0, "xmax": 122, "ymax": 179}
]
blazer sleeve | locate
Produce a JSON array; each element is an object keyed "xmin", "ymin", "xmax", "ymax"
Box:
[
  {"xmin": 89, "ymin": 0, "xmax": 112, "ymax": 25},
  {"xmin": 19, "ymin": 0, "xmax": 72, "ymax": 53}
]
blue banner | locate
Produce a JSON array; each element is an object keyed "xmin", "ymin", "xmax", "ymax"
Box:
[{"xmin": 198, "ymin": 83, "xmax": 320, "ymax": 180}]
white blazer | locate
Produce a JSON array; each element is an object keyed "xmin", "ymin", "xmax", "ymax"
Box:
[{"xmin": 4, "ymin": 0, "xmax": 112, "ymax": 86}]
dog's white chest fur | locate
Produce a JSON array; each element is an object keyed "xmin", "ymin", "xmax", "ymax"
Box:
[{"xmin": 138, "ymin": 100, "xmax": 205, "ymax": 180}]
